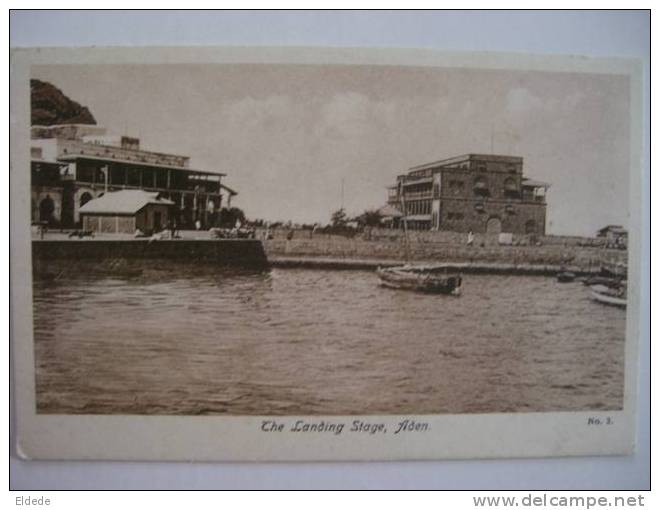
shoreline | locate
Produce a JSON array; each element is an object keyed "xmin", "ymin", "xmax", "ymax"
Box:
[
  {"xmin": 268, "ymin": 255, "xmax": 598, "ymax": 276},
  {"xmin": 30, "ymin": 235, "xmax": 626, "ymax": 277}
]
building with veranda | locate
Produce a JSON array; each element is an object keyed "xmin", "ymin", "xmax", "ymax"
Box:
[
  {"xmin": 31, "ymin": 124, "xmax": 237, "ymax": 230},
  {"xmin": 384, "ymin": 154, "xmax": 549, "ymax": 236}
]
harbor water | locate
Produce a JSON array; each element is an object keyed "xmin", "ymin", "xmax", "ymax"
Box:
[{"xmin": 33, "ymin": 263, "xmax": 626, "ymax": 415}]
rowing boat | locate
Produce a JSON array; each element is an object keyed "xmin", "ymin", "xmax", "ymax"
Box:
[
  {"xmin": 589, "ymin": 284, "xmax": 626, "ymax": 308},
  {"xmin": 377, "ymin": 266, "xmax": 462, "ymax": 295}
]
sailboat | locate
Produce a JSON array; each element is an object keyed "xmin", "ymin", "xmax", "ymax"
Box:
[{"xmin": 376, "ymin": 192, "xmax": 463, "ymax": 295}]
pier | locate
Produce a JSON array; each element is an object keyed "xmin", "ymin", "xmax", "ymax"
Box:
[{"xmin": 32, "ymin": 238, "xmax": 269, "ymax": 269}]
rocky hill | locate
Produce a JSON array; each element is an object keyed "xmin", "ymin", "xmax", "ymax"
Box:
[{"xmin": 31, "ymin": 79, "xmax": 96, "ymax": 126}]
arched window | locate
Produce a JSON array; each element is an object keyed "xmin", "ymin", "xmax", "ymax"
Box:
[
  {"xmin": 473, "ymin": 176, "xmax": 489, "ymax": 197},
  {"xmin": 39, "ymin": 195, "xmax": 55, "ymax": 224},
  {"xmin": 486, "ymin": 217, "xmax": 502, "ymax": 235},
  {"xmin": 80, "ymin": 192, "xmax": 93, "ymax": 208},
  {"xmin": 503, "ymin": 177, "xmax": 519, "ymax": 198}
]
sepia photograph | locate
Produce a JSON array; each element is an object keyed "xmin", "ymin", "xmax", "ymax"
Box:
[{"xmin": 10, "ymin": 46, "xmax": 643, "ymax": 461}]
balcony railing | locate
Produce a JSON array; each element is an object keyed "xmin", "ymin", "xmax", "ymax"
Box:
[
  {"xmin": 402, "ymin": 191, "xmax": 433, "ymax": 200},
  {"xmin": 59, "ymin": 140, "xmax": 190, "ymax": 169}
]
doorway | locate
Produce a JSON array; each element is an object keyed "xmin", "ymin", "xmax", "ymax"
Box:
[
  {"xmin": 39, "ymin": 195, "xmax": 55, "ymax": 224},
  {"xmin": 153, "ymin": 211, "xmax": 162, "ymax": 232}
]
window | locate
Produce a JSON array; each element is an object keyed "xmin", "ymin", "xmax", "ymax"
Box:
[
  {"xmin": 143, "ymin": 169, "xmax": 154, "ymax": 188},
  {"xmin": 473, "ymin": 176, "xmax": 490, "ymax": 197},
  {"xmin": 503, "ymin": 177, "xmax": 519, "ymax": 198},
  {"xmin": 449, "ymin": 180, "xmax": 465, "ymax": 195},
  {"xmin": 127, "ymin": 168, "xmax": 141, "ymax": 187},
  {"xmin": 109, "ymin": 166, "xmax": 124, "ymax": 185},
  {"xmin": 77, "ymin": 164, "xmax": 95, "ymax": 183},
  {"xmin": 156, "ymin": 170, "xmax": 168, "ymax": 189}
]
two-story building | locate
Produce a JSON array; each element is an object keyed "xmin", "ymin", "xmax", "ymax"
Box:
[
  {"xmin": 31, "ymin": 124, "xmax": 237, "ymax": 230},
  {"xmin": 386, "ymin": 154, "xmax": 549, "ymax": 235}
]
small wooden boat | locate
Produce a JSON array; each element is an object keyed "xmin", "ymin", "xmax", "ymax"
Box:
[
  {"xmin": 377, "ymin": 266, "xmax": 462, "ymax": 295},
  {"xmin": 380, "ymin": 196, "xmax": 463, "ymax": 295},
  {"xmin": 557, "ymin": 271, "xmax": 576, "ymax": 283},
  {"xmin": 590, "ymin": 284, "xmax": 626, "ymax": 308},
  {"xmin": 582, "ymin": 275, "xmax": 622, "ymax": 287}
]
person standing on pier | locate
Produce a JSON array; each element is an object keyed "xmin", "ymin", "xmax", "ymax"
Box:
[{"xmin": 168, "ymin": 219, "xmax": 177, "ymax": 240}]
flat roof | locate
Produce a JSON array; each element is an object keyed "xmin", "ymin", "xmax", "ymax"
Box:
[
  {"xmin": 57, "ymin": 153, "xmax": 226, "ymax": 177},
  {"xmin": 409, "ymin": 154, "xmax": 523, "ymax": 172}
]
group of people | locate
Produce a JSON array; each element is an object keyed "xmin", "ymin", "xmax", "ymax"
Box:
[{"xmin": 134, "ymin": 219, "xmax": 180, "ymax": 240}]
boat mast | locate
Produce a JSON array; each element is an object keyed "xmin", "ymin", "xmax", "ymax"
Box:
[{"xmin": 400, "ymin": 191, "xmax": 410, "ymax": 263}]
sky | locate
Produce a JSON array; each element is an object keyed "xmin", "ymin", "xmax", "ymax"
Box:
[{"xmin": 32, "ymin": 63, "xmax": 631, "ymax": 236}]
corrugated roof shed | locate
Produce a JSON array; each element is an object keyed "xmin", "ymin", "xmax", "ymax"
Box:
[{"xmin": 79, "ymin": 190, "xmax": 174, "ymax": 215}]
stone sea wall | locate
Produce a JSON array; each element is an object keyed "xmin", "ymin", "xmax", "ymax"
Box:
[
  {"xmin": 32, "ymin": 239, "xmax": 269, "ymax": 269},
  {"xmin": 260, "ymin": 228, "xmax": 626, "ymax": 273}
]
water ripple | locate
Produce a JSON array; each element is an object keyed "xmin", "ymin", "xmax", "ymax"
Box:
[{"xmin": 33, "ymin": 263, "xmax": 626, "ymax": 415}]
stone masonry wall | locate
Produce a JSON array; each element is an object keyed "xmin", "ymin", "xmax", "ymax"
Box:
[{"xmin": 260, "ymin": 227, "xmax": 626, "ymax": 273}]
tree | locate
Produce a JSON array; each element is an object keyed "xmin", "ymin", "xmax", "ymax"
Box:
[
  {"xmin": 229, "ymin": 207, "xmax": 246, "ymax": 225},
  {"xmin": 356, "ymin": 208, "xmax": 383, "ymax": 227},
  {"xmin": 219, "ymin": 206, "xmax": 246, "ymax": 228},
  {"xmin": 330, "ymin": 208, "xmax": 348, "ymax": 228}
]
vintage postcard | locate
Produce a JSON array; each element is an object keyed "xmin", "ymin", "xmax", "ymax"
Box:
[{"xmin": 10, "ymin": 47, "xmax": 643, "ymax": 461}]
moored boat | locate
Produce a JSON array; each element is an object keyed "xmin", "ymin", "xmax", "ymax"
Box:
[
  {"xmin": 582, "ymin": 275, "xmax": 622, "ymax": 287},
  {"xmin": 377, "ymin": 265, "xmax": 462, "ymax": 295},
  {"xmin": 380, "ymin": 194, "xmax": 463, "ymax": 295},
  {"xmin": 557, "ymin": 271, "xmax": 576, "ymax": 283},
  {"xmin": 590, "ymin": 284, "xmax": 626, "ymax": 308}
]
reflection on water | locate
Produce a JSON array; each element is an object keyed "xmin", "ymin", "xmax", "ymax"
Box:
[{"xmin": 33, "ymin": 261, "xmax": 626, "ymax": 415}]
